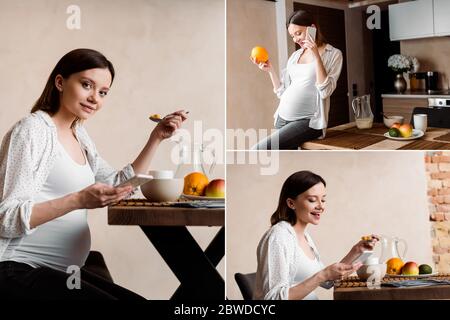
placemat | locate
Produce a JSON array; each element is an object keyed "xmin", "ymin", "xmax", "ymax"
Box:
[
  {"xmin": 112, "ymin": 198, "xmax": 224, "ymax": 208},
  {"xmin": 314, "ymin": 130, "xmax": 386, "ymax": 149},
  {"xmin": 398, "ymin": 140, "xmax": 450, "ymax": 150},
  {"xmin": 433, "ymin": 133, "xmax": 450, "ymax": 142},
  {"xmin": 342, "ymin": 125, "xmax": 389, "ymax": 136},
  {"xmin": 335, "ymin": 274, "xmax": 450, "ymax": 288}
]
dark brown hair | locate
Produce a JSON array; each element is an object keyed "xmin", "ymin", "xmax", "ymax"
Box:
[
  {"xmin": 31, "ymin": 48, "xmax": 115, "ymax": 127},
  {"xmin": 286, "ymin": 10, "xmax": 326, "ymax": 47},
  {"xmin": 270, "ymin": 171, "xmax": 326, "ymax": 226}
]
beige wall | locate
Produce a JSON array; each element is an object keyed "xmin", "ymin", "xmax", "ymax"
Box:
[
  {"xmin": 226, "ymin": 0, "xmax": 279, "ymax": 139},
  {"xmin": 0, "ymin": 0, "xmax": 224, "ymax": 299},
  {"xmin": 227, "ymin": 151, "xmax": 432, "ymax": 300},
  {"xmin": 401, "ymin": 38, "xmax": 450, "ymax": 90}
]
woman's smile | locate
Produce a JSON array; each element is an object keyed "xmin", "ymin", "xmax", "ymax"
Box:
[
  {"xmin": 310, "ymin": 211, "xmax": 321, "ymax": 218},
  {"xmin": 80, "ymin": 102, "xmax": 96, "ymax": 114}
]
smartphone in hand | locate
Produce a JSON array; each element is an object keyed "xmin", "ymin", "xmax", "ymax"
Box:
[
  {"xmin": 352, "ymin": 251, "xmax": 373, "ymax": 265},
  {"xmin": 306, "ymin": 26, "xmax": 317, "ymax": 42},
  {"xmin": 115, "ymin": 174, "xmax": 153, "ymax": 189}
]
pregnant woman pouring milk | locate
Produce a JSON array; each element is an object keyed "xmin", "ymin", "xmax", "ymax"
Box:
[
  {"xmin": 251, "ymin": 10, "xmax": 343, "ymax": 150},
  {"xmin": 0, "ymin": 48, "xmax": 187, "ymax": 299},
  {"xmin": 254, "ymin": 171, "xmax": 379, "ymax": 300}
]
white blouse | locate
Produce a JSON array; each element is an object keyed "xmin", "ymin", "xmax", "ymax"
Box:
[
  {"xmin": 2, "ymin": 141, "xmax": 95, "ymax": 271},
  {"xmin": 254, "ymin": 221, "xmax": 333, "ymax": 300},
  {"xmin": 0, "ymin": 110, "xmax": 136, "ymax": 259},
  {"xmin": 274, "ymin": 44, "xmax": 343, "ymax": 138}
]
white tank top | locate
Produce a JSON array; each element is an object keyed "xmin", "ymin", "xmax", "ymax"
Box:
[
  {"xmin": 293, "ymin": 236, "xmax": 324, "ymax": 300},
  {"xmin": 2, "ymin": 141, "xmax": 95, "ymax": 272},
  {"xmin": 277, "ymin": 62, "xmax": 318, "ymax": 121}
]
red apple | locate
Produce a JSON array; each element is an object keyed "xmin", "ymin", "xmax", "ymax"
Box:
[
  {"xmin": 398, "ymin": 123, "xmax": 413, "ymax": 138},
  {"xmin": 204, "ymin": 179, "xmax": 225, "ymax": 198},
  {"xmin": 401, "ymin": 261, "xmax": 419, "ymax": 276}
]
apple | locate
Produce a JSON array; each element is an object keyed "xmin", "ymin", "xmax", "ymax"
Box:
[
  {"xmin": 401, "ymin": 261, "xmax": 419, "ymax": 276},
  {"xmin": 204, "ymin": 179, "xmax": 225, "ymax": 198},
  {"xmin": 398, "ymin": 123, "xmax": 413, "ymax": 138},
  {"xmin": 391, "ymin": 123, "xmax": 402, "ymax": 130}
]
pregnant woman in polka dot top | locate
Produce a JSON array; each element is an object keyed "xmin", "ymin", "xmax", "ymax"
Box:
[{"xmin": 0, "ymin": 48, "xmax": 187, "ymax": 299}]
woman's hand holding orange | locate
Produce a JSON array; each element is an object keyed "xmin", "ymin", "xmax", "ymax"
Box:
[{"xmin": 250, "ymin": 57, "xmax": 273, "ymax": 73}]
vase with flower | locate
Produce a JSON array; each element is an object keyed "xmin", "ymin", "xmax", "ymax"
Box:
[{"xmin": 387, "ymin": 54, "xmax": 416, "ymax": 94}]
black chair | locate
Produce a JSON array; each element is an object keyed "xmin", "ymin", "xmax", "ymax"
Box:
[
  {"xmin": 82, "ymin": 251, "xmax": 114, "ymax": 282},
  {"xmin": 411, "ymin": 107, "xmax": 450, "ymax": 129},
  {"xmin": 234, "ymin": 272, "xmax": 256, "ymax": 300}
]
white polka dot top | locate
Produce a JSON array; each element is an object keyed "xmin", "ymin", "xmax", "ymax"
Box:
[
  {"xmin": 254, "ymin": 221, "xmax": 334, "ymax": 300},
  {"xmin": 0, "ymin": 110, "xmax": 136, "ymax": 259}
]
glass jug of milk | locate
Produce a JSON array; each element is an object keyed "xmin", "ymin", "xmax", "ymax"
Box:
[{"xmin": 352, "ymin": 94, "xmax": 374, "ymax": 129}]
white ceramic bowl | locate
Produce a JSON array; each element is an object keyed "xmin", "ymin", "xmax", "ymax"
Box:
[
  {"xmin": 383, "ymin": 115, "xmax": 404, "ymax": 128},
  {"xmin": 356, "ymin": 263, "xmax": 387, "ymax": 281},
  {"xmin": 147, "ymin": 170, "xmax": 174, "ymax": 179},
  {"xmin": 140, "ymin": 178, "xmax": 184, "ymax": 202}
]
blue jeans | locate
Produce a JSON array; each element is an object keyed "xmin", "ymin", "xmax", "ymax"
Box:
[{"xmin": 252, "ymin": 117, "xmax": 322, "ymax": 150}]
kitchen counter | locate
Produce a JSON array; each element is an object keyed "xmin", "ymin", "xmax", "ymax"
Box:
[{"xmin": 382, "ymin": 90, "xmax": 450, "ymax": 99}]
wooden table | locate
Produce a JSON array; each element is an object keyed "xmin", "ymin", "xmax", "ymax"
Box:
[
  {"xmin": 302, "ymin": 123, "xmax": 450, "ymax": 150},
  {"xmin": 334, "ymin": 275, "xmax": 450, "ymax": 300},
  {"xmin": 108, "ymin": 200, "xmax": 225, "ymax": 300}
]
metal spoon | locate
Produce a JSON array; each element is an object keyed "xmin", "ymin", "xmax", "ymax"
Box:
[{"xmin": 149, "ymin": 111, "xmax": 189, "ymax": 123}]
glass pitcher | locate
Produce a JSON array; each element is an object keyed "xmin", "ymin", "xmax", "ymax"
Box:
[
  {"xmin": 379, "ymin": 236, "xmax": 408, "ymax": 263},
  {"xmin": 352, "ymin": 94, "xmax": 374, "ymax": 129},
  {"xmin": 173, "ymin": 138, "xmax": 216, "ymax": 180}
]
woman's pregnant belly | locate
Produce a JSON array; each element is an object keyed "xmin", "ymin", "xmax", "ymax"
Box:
[
  {"xmin": 278, "ymin": 81, "xmax": 317, "ymax": 121},
  {"xmin": 5, "ymin": 209, "xmax": 91, "ymax": 272}
]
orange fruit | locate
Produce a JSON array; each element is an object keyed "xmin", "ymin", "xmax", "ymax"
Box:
[
  {"xmin": 391, "ymin": 123, "xmax": 401, "ymax": 130},
  {"xmin": 251, "ymin": 46, "xmax": 269, "ymax": 64},
  {"xmin": 183, "ymin": 172, "xmax": 209, "ymax": 196},
  {"xmin": 386, "ymin": 257, "xmax": 404, "ymax": 275}
]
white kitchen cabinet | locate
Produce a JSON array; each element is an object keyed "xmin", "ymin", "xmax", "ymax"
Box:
[
  {"xmin": 389, "ymin": 0, "xmax": 434, "ymax": 41},
  {"xmin": 434, "ymin": 0, "xmax": 450, "ymax": 36}
]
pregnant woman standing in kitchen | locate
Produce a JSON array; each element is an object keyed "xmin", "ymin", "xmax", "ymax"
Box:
[
  {"xmin": 254, "ymin": 171, "xmax": 379, "ymax": 300},
  {"xmin": 0, "ymin": 48, "xmax": 187, "ymax": 299},
  {"xmin": 251, "ymin": 10, "xmax": 343, "ymax": 150}
]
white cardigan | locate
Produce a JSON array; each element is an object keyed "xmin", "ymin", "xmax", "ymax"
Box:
[
  {"xmin": 0, "ymin": 110, "xmax": 136, "ymax": 258},
  {"xmin": 254, "ymin": 221, "xmax": 333, "ymax": 300},
  {"xmin": 274, "ymin": 44, "xmax": 343, "ymax": 137}
]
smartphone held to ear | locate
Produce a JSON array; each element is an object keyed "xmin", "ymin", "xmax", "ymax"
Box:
[{"xmin": 306, "ymin": 26, "xmax": 317, "ymax": 42}]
